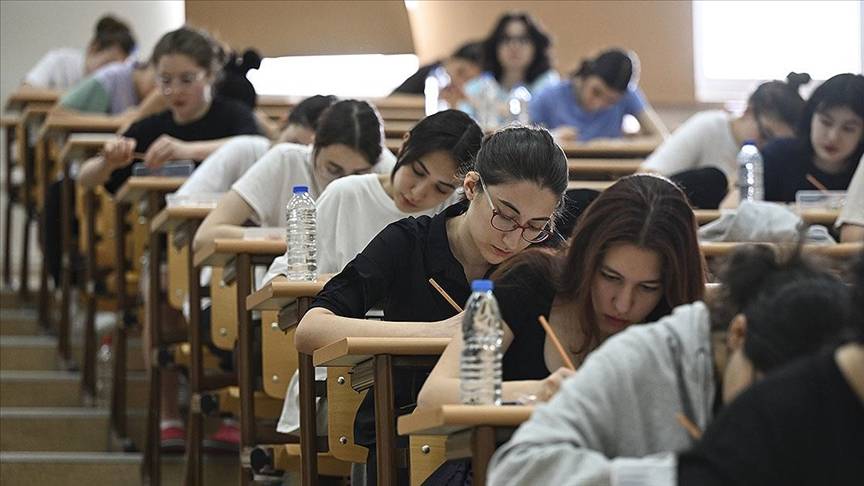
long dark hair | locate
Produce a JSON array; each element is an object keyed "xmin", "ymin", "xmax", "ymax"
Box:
[
  {"xmin": 494, "ymin": 174, "xmax": 706, "ymax": 354},
  {"xmin": 482, "ymin": 12, "xmax": 552, "ymax": 85},
  {"xmin": 151, "ymin": 26, "xmax": 224, "ymax": 74},
  {"xmin": 710, "ymin": 245, "xmax": 854, "ymax": 372},
  {"xmin": 392, "ymin": 110, "xmax": 482, "ymax": 181},
  {"xmin": 313, "ymin": 99, "xmax": 383, "ymax": 166},
  {"xmin": 796, "ymin": 73, "xmax": 864, "ymax": 163},
  {"xmin": 747, "ymin": 72, "xmax": 810, "ymax": 129},
  {"xmin": 287, "ymin": 95, "xmax": 338, "ymax": 131}
]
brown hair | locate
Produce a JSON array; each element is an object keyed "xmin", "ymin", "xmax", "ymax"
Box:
[{"xmin": 494, "ymin": 174, "xmax": 706, "ymax": 353}]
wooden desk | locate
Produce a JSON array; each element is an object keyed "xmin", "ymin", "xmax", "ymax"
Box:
[
  {"xmin": 314, "ymin": 337, "xmax": 450, "ymax": 486},
  {"xmin": 1, "ymin": 114, "xmax": 21, "ymax": 286},
  {"xmin": 567, "ymin": 158, "xmax": 642, "ymax": 178},
  {"xmin": 700, "ymin": 241, "xmax": 862, "ymax": 258},
  {"xmin": 4, "ymin": 86, "xmax": 61, "ymax": 111},
  {"xmin": 567, "ymin": 180, "xmax": 613, "ymax": 191},
  {"xmin": 384, "ymin": 120, "xmax": 416, "ymax": 139},
  {"xmin": 194, "ymin": 238, "xmax": 288, "ymax": 484},
  {"xmin": 258, "ymin": 94, "xmax": 425, "ymax": 123},
  {"xmin": 557, "ymin": 138, "xmax": 658, "ymax": 158},
  {"xmin": 398, "ymin": 405, "xmax": 534, "ymax": 485},
  {"xmin": 694, "ymin": 208, "xmax": 841, "ymax": 226},
  {"xmin": 114, "ymin": 176, "xmax": 185, "ymax": 485}
]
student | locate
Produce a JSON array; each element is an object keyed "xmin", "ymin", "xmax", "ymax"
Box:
[
  {"xmin": 263, "ymin": 109, "xmax": 483, "ymax": 282},
  {"xmin": 837, "ymin": 156, "xmax": 864, "ymax": 242},
  {"xmin": 265, "ymin": 110, "xmax": 483, "ymax": 435},
  {"xmin": 418, "ymin": 174, "xmax": 706, "ymax": 409},
  {"xmin": 391, "ymin": 41, "xmax": 483, "ymax": 106},
  {"xmin": 487, "ymin": 245, "xmax": 854, "ymax": 485},
  {"xmin": 58, "ymin": 60, "xmax": 159, "ymax": 118},
  {"xmin": 461, "ymin": 13, "xmax": 559, "ymax": 124},
  {"xmin": 192, "ymin": 99, "xmax": 393, "ymax": 250},
  {"xmin": 677, "ymin": 256, "xmax": 864, "ymax": 486},
  {"xmin": 762, "ymin": 73, "xmax": 864, "ymax": 202},
  {"xmin": 641, "ymin": 73, "xmax": 810, "ymax": 208},
  {"xmin": 530, "ymin": 48, "xmax": 667, "ymax": 143},
  {"xmin": 177, "ymin": 95, "xmax": 338, "ymax": 196},
  {"xmin": 23, "ymin": 15, "xmax": 135, "ymax": 89},
  {"xmin": 77, "ymin": 26, "xmax": 260, "ymax": 192}
]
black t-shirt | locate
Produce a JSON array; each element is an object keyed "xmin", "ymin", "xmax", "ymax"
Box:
[
  {"xmin": 762, "ymin": 138, "xmax": 859, "ymax": 203},
  {"xmin": 494, "ymin": 260, "xmax": 557, "ymax": 381},
  {"xmin": 104, "ymin": 97, "xmax": 260, "ymax": 193},
  {"xmin": 678, "ymin": 350, "xmax": 864, "ymax": 486},
  {"xmin": 312, "ymin": 201, "xmax": 482, "ymax": 446},
  {"xmin": 391, "ymin": 62, "xmax": 440, "ymax": 95}
]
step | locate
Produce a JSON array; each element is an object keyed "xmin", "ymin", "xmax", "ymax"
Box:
[
  {"xmin": 0, "ymin": 370, "xmax": 147, "ymax": 408},
  {"xmin": 0, "ymin": 451, "xmax": 241, "ymax": 486},
  {"xmin": 0, "ymin": 407, "xmax": 147, "ymax": 453},
  {"xmin": 0, "ymin": 309, "xmax": 40, "ymax": 336},
  {"xmin": 0, "ymin": 291, "xmax": 36, "ymax": 310},
  {"xmin": 0, "ymin": 336, "xmax": 146, "ymax": 372}
]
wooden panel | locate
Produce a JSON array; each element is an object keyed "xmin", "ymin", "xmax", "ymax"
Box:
[
  {"xmin": 261, "ymin": 309, "xmax": 299, "ymax": 399},
  {"xmin": 185, "ymin": 1, "xmax": 414, "ymax": 57},
  {"xmin": 166, "ymin": 231, "xmax": 187, "ymax": 310},
  {"xmin": 410, "ymin": 435, "xmax": 447, "ymax": 486},
  {"xmin": 326, "ymin": 367, "xmax": 368, "ymax": 464},
  {"xmin": 313, "ymin": 337, "xmax": 450, "ymax": 367},
  {"xmin": 210, "ymin": 266, "xmax": 238, "ymax": 350},
  {"xmin": 398, "ymin": 405, "xmax": 534, "ymax": 436}
]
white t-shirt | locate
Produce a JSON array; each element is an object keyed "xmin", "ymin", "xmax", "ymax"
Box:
[
  {"xmin": 231, "ymin": 143, "xmax": 397, "ymax": 227},
  {"xmin": 837, "ymin": 155, "xmax": 864, "ymax": 229},
  {"xmin": 642, "ymin": 110, "xmax": 739, "ymax": 179},
  {"xmin": 177, "ymin": 135, "xmax": 272, "ymax": 196},
  {"xmin": 24, "ymin": 48, "xmax": 85, "ymax": 89}
]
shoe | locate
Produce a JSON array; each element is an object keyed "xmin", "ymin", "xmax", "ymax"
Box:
[
  {"xmin": 160, "ymin": 425, "xmax": 186, "ymax": 453},
  {"xmin": 203, "ymin": 421, "xmax": 240, "ymax": 453}
]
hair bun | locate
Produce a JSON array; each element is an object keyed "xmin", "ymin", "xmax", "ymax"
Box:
[
  {"xmin": 786, "ymin": 72, "xmax": 811, "ymax": 90},
  {"xmin": 239, "ymin": 49, "xmax": 262, "ymax": 73}
]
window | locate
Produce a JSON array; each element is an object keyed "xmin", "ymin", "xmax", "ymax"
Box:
[{"xmin": 693, "ymin": 0, "xmax": 862, "ymax": 103}]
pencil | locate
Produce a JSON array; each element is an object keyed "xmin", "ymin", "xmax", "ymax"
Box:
[
  {"xmin": 676, "ymin": 412, "xmax": 703, "ymax": 440},
  {"xmin": 537, "ymin": 315, "xmax": 576, "ymax": 371},
  {"xmin": 428, "ymin": 277, "xmax": 463, "ymax": 313},
  {"xmin": 805, "ymin": 173, "xmax": 830, "ymax": 194}
]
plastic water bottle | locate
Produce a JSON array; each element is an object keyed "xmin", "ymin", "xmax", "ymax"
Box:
[
  {"xmin": 507, "ymin": 86, "xmax": 532, "ymax": 124},
  {"xmin": 460, "ymin": 279, "xmax": 503, "ymax": 405},
  {"xmin": 737, "ymin": 142, "xmax": 764, "ymax": 202},
  {"xmin": 95, "ymin": 334, "xmax": 113, "ymax": 407},
  {"xmin": 285, "ymin": 185, "xmax": 317, "ymax": 281}
]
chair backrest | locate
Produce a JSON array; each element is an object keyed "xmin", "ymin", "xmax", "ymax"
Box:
[{"xmin": 326, "ymin": 366, "xmax": 368, "ymax": 464}]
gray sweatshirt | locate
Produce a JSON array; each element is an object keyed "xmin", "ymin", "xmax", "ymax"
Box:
[{"xmin": 488, "ymin": 302, "xmax": 715, "ymax": 486}]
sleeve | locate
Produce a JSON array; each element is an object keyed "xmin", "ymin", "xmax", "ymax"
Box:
[
  {"xmin": 228, "ymin": 102, "xmax": 261, "ymax": 135},
  {"xmin": 24, "ymin": 50, "xmax": 61, "ymax": 87},
  {"xmin": 59, "ymin": 77, "xmax": 110, "ymax": 113},
  {"xmin": 230, "ymin": 146, "xmax": 286, "ymax": 225},
  {"xmin": 837, "ymin": 157, "xmax": 864, "ymax": 228},
  {"xmin": 641, "ymin": 114, "xmax": 709, "ymax": 175},
  {"xmin": 528, "ymin": 87, "xmax": 553, "ymax": 127},
  {"xmin": 625, "ymin": 88, "xmax": 647, "ymax": 116},
  {"xmin": 177, "ymin": 135, "xmax": 270, "ymax": 196},
  {"xmin": 310, "ymin": 220, "xmax": 413, "ymax": 318},
  {"xmin": 103, "ymin": 120, "xmax": 155, "ymax": 194}
]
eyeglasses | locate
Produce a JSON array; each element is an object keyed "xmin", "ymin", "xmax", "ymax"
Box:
[
  {"xmin": 157, "ymin": 70, "xmax": 207, "ymax": 93},
  {"xmin": 500, "ymin": 34, "xmax": 531, "ymax": 46},
  {"xmin": 479, "ymin": 176, "xmax": 552, "ymax": 243}
]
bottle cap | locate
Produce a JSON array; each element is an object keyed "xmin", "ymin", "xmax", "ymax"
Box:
[
  {"xmin": 471, "ymin": 279, "xmax": 494, "ymax": 292},
  {"xmin": 742, "ymin": 140, "xmax": 757, "ymax": 147},
  {"xmin": 293, "ymin": 185, "xmax": 309, "ymax": 194}
]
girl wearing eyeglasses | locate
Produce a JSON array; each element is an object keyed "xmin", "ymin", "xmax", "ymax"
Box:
[
  {"xmin": 295, "ymin": 125, "xmax": 568, "ymax": 484},
  {"xmin": 418, "ymin": 174, "xmax": 705, "ymax": 411},
  {"xmin": 77, "ymin": 26, "xmax": 260, "ymax": 192},
  {"xmin": 460, "ymin": 13, "xmax": 559, "ymax": 122}
]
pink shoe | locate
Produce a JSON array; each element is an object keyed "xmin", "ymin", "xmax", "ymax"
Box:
[
  {"xmin": 203, "ymin": 421, "xmax": 240, "ymax": 453},
  {"xmin": 160, "ymin": 425, "xmax": 186, "ymax": 453}
]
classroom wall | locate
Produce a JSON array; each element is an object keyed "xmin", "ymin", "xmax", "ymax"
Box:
[
  {"xmin": 0, "ymin": 0, "xmax": 185, "ymax": 107},
  {"xmin": 406, "ymin": 0, "xmax": 696, "ymax": 105}
]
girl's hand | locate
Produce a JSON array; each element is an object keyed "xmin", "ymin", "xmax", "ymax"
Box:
[
  {"xmin": 144, "ymin": 134, "xmax": 189, "ymax": 169},
  {"xmin": 102, "ymin": 137, "xmax": 137, "ymax": 170},
  {"xmin": 439, "ymin": 84, "xmax": 467, "ymax": 107},
  {"xmin": 536, "ymin": 367, "xmax": 576, "ymax": 402}
]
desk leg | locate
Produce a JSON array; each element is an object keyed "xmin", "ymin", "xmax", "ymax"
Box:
[
  {"xmin": 471, "ymin": 426, "xmax": 495, "ymax": 486},
  {"xmin": 80, "ymin": 189, "xmax": 97, "ymax": 401},
  {"xmin": 37, "ymin": 138, "xmax": 51, "ymax": 330},
  {"xmin": 183, "ymin": 232, "xmax": 203, "ymax": 486},
  {"xmin": 110, "ymin": 201, "xmax": 130, "ymax": 446},
  {"xmin": 3, "ymin": 125, "xmax": 14, "ymax": 286},
  {"xmin": 298, "ymin": 352, "xmax": 318, "ymax": 486},
  {"xmin": 143, "ymin": 195, "xmax": 163, "ymax": 486},
  {"xmin": 374, "ymin": 354, "xmax": 397, "ymax": 486},
  {"xmin": 58, "ymin": 159, "xmax": 72, "ymax": 366},
  {"xmin": 236, "ymin": 253, "xmax": 255, "ymax": 486},
  {"xmin": 18, "ymin": 122, "xmax": 31, "ymax": 300}
]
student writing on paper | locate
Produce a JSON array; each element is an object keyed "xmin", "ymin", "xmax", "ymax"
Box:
[
  {"xmin": 295, "ymin": 125, "xmax": 569, "ymax": 484},
  {"xmin": 488, "ymin": 246, "xmax": 855, "ymax": 486}
]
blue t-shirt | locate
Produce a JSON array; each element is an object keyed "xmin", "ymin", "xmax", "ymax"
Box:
[{"xmin": 529, "ymin": 80, "xmax": 646, "ymax": 141}]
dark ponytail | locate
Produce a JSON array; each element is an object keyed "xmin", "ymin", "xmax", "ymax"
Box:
[
  {"xmin": 392, "ymin": 110, "xmax": 482, "ymax": 181},
  {"xmin": 573, "ymin": 48, "xmax": 639, "ymax": 93},
  {"xmin": 313, "ymin": 100, "xmax": 383, "ymax": 166},
  {"xmin": 747, "ymin": 72, "xmax": 810, "ymax": 128}
]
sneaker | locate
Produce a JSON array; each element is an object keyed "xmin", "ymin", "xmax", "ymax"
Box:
[
  {"xmin": 160, "ymin": 425, "xmax": 186, "ymax": 453},
  {"xmin": 203, "ymin": 421, "xmax": 240, "ymax": 453}
]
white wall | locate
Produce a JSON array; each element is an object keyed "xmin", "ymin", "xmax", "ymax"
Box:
[{"xmin": 0, "ymin": 0, "xmax": 185, "ymax": 105}]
